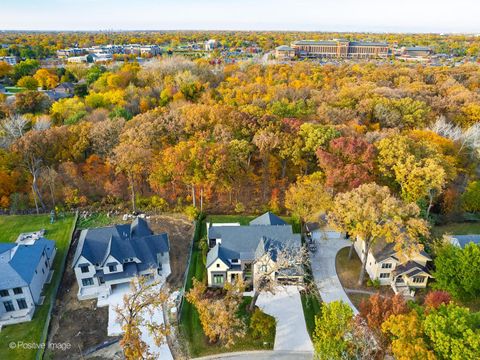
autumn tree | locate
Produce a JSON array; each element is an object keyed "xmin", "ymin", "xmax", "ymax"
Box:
[
  {"xmin": 313, "ymin": 301, "xmax": 354, "ymax": 360},
  {"xmin": 382, "ymin": 311, "xmax": 436, "ymax": 360},
  {"xmin": 186, "ymin": 278, "xmax": 246, "ymax": 347},
  {"xmin": 424, "ymin": 290, "xmax": 452, "ymax": 310},
  {"xmin": 328, "ymin": 183, "xmax": 430, "ymax": 285},
  {"xmin": 115, "ymin": 276, "xmax": 170, "ymax": 360},
  {"xmin": 33, "ymin": 68, "xmax": 59, "ymax": 89},
  {"xmin": 316, "ymin": 136, "xmax": 376, "ymax": 194},
  {"xmin": 17, "ymin": 75, "xmax": 39, "ymax": 90},
  {"xmin": 377, "ymin": 135, "xmax": 453, "ymax": 218},
  {"xmin": 284, "ymin": 172, "xmax": 332, "ymax": 224},
  {"xmin": 461, "ymin": 180, "xmax": 480, "ymax": 213}
]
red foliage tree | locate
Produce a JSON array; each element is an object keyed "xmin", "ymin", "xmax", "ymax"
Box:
[
  {"xmin": 424, "ymin": 290, "xmax": 452, "ymax": 310},
  {"xmin": 358, "ymin": 293, "xmax": 409, "ymax": 330},
  {"xmin": 316, "ymin": 136, "xmax": 376, "ymax": 194}
]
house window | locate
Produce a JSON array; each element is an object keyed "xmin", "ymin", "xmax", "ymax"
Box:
[
  {"xmin": 0, "ymin": 290, "xmax": 9, "ymax": 297},
  {"xmin": 379, "ymin": 273, "xmax": 390, "ymax": 279},
  {"xmin": 261, "ymin": 265, "xmax": 268, "ymax": 272},
  {"xmin": 231, "ymin": 259, "xmax": 239, "ymax": 264},
  {"xmin": 80, "ymin": 265, "xmax": 89, "ymax": 273},
  {"xmin": 45, "ymin": 260, "xmax": 48, "ymax": 269},
  {"xmin": 216, "ymin": 263, "xmax": 220, "ymax": 268},
  {"xmin": 13, "ymin": 287, "xmax": 23, "ymax": 295},
  {"xmin": 17, "ymin": 298, "xmax": 28, "ymax": 310},
  {"xmin": 82, "ymin": 278, "xmax": 94, "ymax": 286},
  {"xmin": 108, "ymin": 264, "xmax": 117, "ymax": 272},
  {"xmin": 213, "ymin": 275, "xmax": 224, "ymax": 284},
  {"xmin": 382, "ymin": 263, "xmax": 392, "ymax": 269},
  {"xmin": 42, "ymin": 268, "xmax": 45, "ymax": 274},
  {"xmin": 3, "ymin": 300, "xmax": 14, "ymax": 312},
  {"xmin": 413, "ymin": 276, "xmax": 425, "ymax": 283}
]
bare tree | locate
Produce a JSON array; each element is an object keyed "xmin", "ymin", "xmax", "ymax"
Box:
[
  {"xmin": 115, "ymin": 276, "xmax": 170, "ymax": 360},
  {"xmin": 249, "ymin": 243, "xmax": 308, "ymax": 311},
  {"xmin": 0, "ymin": 114, "xmax": 29, "ymax": 147},
  {"xmin": 41, "ymin": 166, "xmax": 58, "ymax": 208},
  {"xmin": 430, "ymin": 116, "xmax": 480, "ymax": 156},
  {"xmin": 33, "ymin": 115, "xmax": 51, "ymax": 131}
]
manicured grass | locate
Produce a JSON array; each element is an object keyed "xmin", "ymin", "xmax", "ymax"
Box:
[
  {"xmin": 179, "ymin": 214, "xmax": 277, "ymax": 357},
  {"xmin": 300, "ymin": 291, "xmax": 322, "ymax": 338},
  {"xmin": 432, "ymin": 222, "xmax": 480, "ymax": 238},
  {"xmin": 207, "ymin": 214, "xmax": 300, "ymax": 233},
  {"xmin": 0, "ymin": 214, "xmax": 77, "ymax": 360},
  {"xmin": 4, "ymin": 86, "xmax": 26, "ymax": 94}
]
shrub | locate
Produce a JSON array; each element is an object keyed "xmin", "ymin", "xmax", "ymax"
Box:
[
  {"xmin": 234, "ymin": 202, "xmax": 245, "ymax": 213},
  {"xmin": 250, "ymin": 308, "xmax": 275, "ymax": 339},
  {"xmin": 184, "ymin": 205, "xmax": 200, "ymax": 220},
  {"xmin": 424, "ymin": 290, "xmax": 452, "ymax": 310}
]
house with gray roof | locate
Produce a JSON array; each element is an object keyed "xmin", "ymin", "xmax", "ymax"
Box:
[
  {"xmin": 0, "ymin": 230, "xmax": 56, "ymax": 326},
  {"xmin": 72, "ymin": 217, "xmax": 170, "ymax": 300},
  {"xmin": 354, "ymin": 238, "xmax": 433, "ymax": 297},
  {"xmin": 206, "ymin": 212, "xmax": 302, "ymax": 288},
  {"xmin": 447, "ymin": 234, "xmax": 480, "ymax": 249}
]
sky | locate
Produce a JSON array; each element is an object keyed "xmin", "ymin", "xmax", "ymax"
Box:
[{"xmin": 1, "ymin": 0, "xmax": 479, "ymax": 33}]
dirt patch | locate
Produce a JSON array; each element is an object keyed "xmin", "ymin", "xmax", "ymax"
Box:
[
  {"xmin": 148, "ymin": 214, "xmax": 195, "ymax": 289},
  {"xmin": 46, "ymin": 230, "xmax": 118, "ymax": 360}
]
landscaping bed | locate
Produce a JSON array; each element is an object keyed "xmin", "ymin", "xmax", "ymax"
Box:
[{"xmin": 0, "ymin": 214, "xmax": 77, "ymax": 360}]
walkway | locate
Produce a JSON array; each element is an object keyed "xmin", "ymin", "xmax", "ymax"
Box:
[
  {"xmin": 256, "ymin": 286, "xmax": 314, "ymax": 353},
  {"xmin": 194, "ymin": 350, "xmax": 313, "ymax": 359},
  {"xmin": 309, "ymin": 231, "xmax": 358, "ymax": 314}
]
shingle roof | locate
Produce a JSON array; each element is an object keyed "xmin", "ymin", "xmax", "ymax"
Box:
[
  {"xmin": 451, "ymin": 235, "xmax": 480, "ymax": 248},
  {"xmin": 276, "ymin": 45, "xmax": 294, "ymax": 51},
  {"xmin": 394, "ymin": 260, "xmax": 432, "ymax": 277},
  {"xmin": 206, "ymin": 215, "xmax": 301, "ymax": 268},
  {"xmin": 0, "ymin": 237, "xmax": 55, "ymax": 290},
  {"xmin": 72, "ymin": 218, "xmax": 169, "ymax": 271},
  {"xmin": 249, "ymin": 212, "xmax": 287, "ymax": 226}
]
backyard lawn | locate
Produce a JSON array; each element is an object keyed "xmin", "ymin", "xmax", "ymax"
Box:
[
  {"xmin": 0, "ymin": 213, "xmax": 77, "ymax": 360},
  {"xmin": 179, "ymin": 214, "xmax": 281, "ymax": 357}
]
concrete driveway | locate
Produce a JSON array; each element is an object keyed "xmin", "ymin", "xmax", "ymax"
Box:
[
  {"xmin": 310, "ymin": 230, "xmax": 358, "ymax": 314},
  {"xmin": 96, "ymin": 267, "xmax": 173, "ymax": 360},
  {"xmin": 194, "ymin": 350, "xmax": 313, "ymax": 359},
  {"xmin": 256, "ymin": 286, "xmax": 314, "ymax": 353}
]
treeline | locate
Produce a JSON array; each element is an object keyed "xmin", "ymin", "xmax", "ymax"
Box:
[
  {"xmin": 1, "ymin": 31, "xmax": 480, "ymax": 57},
  {"xmin": 0, "ymin": 57, "xmax": 479, "ymax": 219}
]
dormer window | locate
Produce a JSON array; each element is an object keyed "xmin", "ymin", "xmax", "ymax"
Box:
[
  {"xmin": 231, "ymin": 259, "xmax": 239, "ymax": 264},
  {"xmin": 80, "ymin": 265, "xmax": 89, "ymax": 273},
  {"xmin": 382, "ymin": 263, "xmax": 392, "ymax": 269},
  {"xmin": 109, "ymin": 264, "xmax": 117, "ymax": 272}
]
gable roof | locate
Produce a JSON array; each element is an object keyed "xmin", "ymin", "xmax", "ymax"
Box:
[
  {"xmin": 249, "ymin": 212, "xmax": 287, "ymax": 226},
  {"xmin": 72, "ymin": 218, "xmax": 169, "ymax": 271},
  {"xmin": 206, "ymin": 214, "xmax": 301, "ymax": 268},
  {"xmin": 0, "ymin": 237, "xmax": 55, "ymax": 290},
  {"xmin": 451, "ymin": 235, "xmax": 480, "ymax": 249},
  {"xmin": 394, "ymin": 260, "xmax": 433, "ymax": 278}
]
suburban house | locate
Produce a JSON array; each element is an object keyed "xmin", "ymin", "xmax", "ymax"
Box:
[
  {"xmin": 354, "ymin": 239, "xmax": 433, "ymax": 296},
  {"xmin": 206, "ymin": 212, "xmax": 302, "ymax": 288},
  {"xmin": 72, "ymin": 217, "xmax": 170, "ymax": 301},
  {"xmin": 0, "ymin": 230, "xmax": 56, "ymax": 326},
  {"xmin": 447, "ymin": 234, "xmax": 480, "ymax": 249}
]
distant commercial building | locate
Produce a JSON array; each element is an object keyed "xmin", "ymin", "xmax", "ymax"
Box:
[
  {"xmin": 56, "ymin": 48, "xmax": 86, "ymax": 58},
  {"xmin": 205, "ymin": 39, "xmax": 218, "ymax": 51},
  {"xmin": 0, "ymin": 56, "xmax": 17, "ymax": 66},
  {"xmin": 275, "ymin": 45, "xmax": 295, "ymax": 60},
  {"xmin": 291, "ymin": 40, "xmax": 389, "ymax": 59},
  {"xmin": 395, "ymin": 46, "xmax": 433, "ymax": 62}
]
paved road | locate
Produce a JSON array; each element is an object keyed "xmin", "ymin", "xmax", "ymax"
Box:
[
  {"xmin": 194, "ymin": 350, "xmax": 313, "ymax": 359},
  {"xmin": 256, "ymin": 286, "xmax": 314, "ymax": 353},
  {"xmin": 310, "ymin": 232, "xmax": 358, "ymax": 314}
]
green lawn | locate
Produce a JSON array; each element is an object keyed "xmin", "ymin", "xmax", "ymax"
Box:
[
  {"xmin": 300, "ymin": 291, "xmax": 322, "ymax": 338},
  {"xmin": 4, "ymin": 86, "xmax": 26, "ymax": 94},
  {"xmin": 179, "ymin": 214, "xmax": 278, "ymax": 357},
  {"xmin": 0, "ymin": 214, "xmax": 77, "ymax": 360},
  {"xmin": 432, "ymin": 222, "xmax": 480, "ymax": 238}
]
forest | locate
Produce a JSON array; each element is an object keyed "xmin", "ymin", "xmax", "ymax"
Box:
[{"xmin": 0, "ymin": 45, "xmax": 480, "ymax": 224}]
